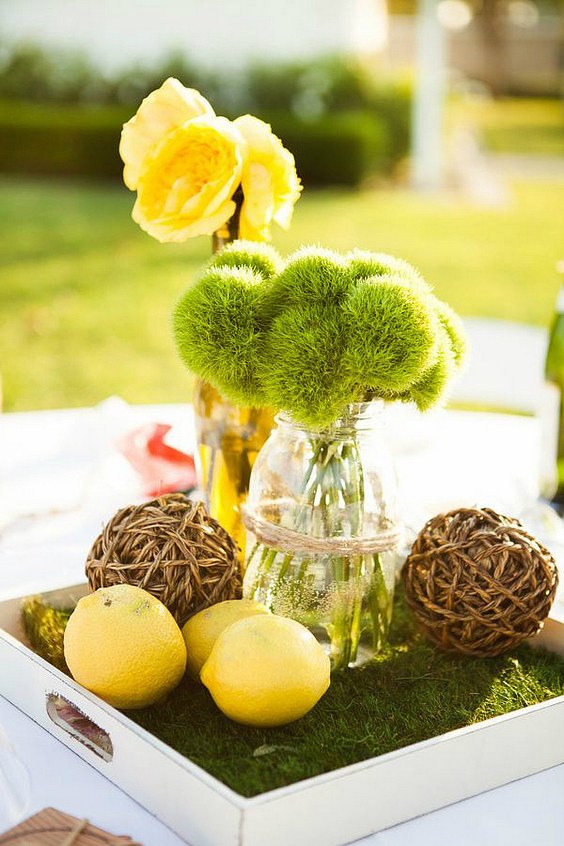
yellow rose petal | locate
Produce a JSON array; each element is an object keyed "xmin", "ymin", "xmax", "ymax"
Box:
[
  {"xmin": 120, "ymin": 77, "xmax": 215, "ymax": 190},
  {"xmin": 132, "ymin": 198, "xmax": 236, "ymax": 243},
  {"xmin": 237, "ymin": 162, "xmax": 274, "ymax": 241},
  {"xmin": 234, "ymin": 114, "xmax": 302, "ymax": 242},
  {"xmin": 132, "ymin": 115, "xmax": 245, "ymax": 243},
  {"xmin": 234, "ymin": 114, "xmax": 275, "ymax": 156}
]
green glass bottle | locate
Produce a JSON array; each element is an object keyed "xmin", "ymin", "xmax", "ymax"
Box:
[{"xmin": 545, "ymin": 262, "xmax": 564, "ymax": 504}]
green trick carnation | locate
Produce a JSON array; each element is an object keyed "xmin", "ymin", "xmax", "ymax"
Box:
[
  {"xmin": 173, "ymin": 265, "xmax": 268, "ymax": 406},
  {"xmin": 346, "ymin": 249, "xmax": 433, "ymax": 295},
  {"xmin": 262, "ymin": 246, "xmax": 351, "ymax": 320},
  {"xmin": 172, "ymin": 243, "xmax": 467, "ymax": 426},
  {"xmin": 407, "ymin": 327, "xmax": 456, "ymax": 410},
  {"xmin": 262, "ymin": 303, "xmax": 358, "ymax": 427},
  {"xmin": 342, "ymin": 276, "xmax": 439, "ymax": 395},
  {"xmin": 431, "ymin": 298, "xmax": 467, "ymax": 366},
  {"xmin": 207, "ymin": 239, "xmax": 284, "ymax": 279}
]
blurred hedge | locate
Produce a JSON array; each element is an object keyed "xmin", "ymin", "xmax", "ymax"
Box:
[
  {"xmin": 0, "ymin": 101, "xmax": 126, "ymax": 178},
  {"xmin": 0, "ymin": 101, "xmax": 394, "ymax": 186},
  {"xmin": 0, "ymin": 45, "xmax": 412, "ymax": 186},
  {"xmin": 247, "ymin": 57, "xmax": 412, "ymax": 163},
  {"xmin": 260, "ymin": 110, "xmax": 391, "ymax": 185}
]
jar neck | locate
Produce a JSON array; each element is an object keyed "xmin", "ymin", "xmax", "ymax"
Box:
[{"xmin": 276, "ymin": 400, "xmax": 385, "ymax": 438}]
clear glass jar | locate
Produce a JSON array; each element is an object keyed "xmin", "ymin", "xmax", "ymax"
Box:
[{"xmin": 243, "ymin": 402, "xmax": 399, "ymax": 670}]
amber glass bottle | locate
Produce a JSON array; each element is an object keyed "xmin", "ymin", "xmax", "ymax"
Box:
[{"xmin": 193, "ymin": 204, "xmax": 274, "ymax": 562}]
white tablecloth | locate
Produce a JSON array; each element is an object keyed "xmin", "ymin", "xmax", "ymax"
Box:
[{"xmin": 2, "ymin": 400, "xmax": 564, "ymax": 844}]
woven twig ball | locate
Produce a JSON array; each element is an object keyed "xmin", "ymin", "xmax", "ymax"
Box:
[
  {"xmin": 86, "ymin": 494, "xmax": 241, "ymax": 626},
  {"xmin": 402, "ymin": 506, "xmax": 559, "ymax": 657}
]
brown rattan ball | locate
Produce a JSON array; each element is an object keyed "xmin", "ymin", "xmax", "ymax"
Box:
[
  {"xmin": 402, "ymin": 506, "xmax": 559, "ymax": 657},
  {"xmin": 85, "ymin": 493, "xmax": 241, "ymax": 626}
]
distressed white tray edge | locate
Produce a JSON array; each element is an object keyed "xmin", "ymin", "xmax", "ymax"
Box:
[
  {"xmin": 2, "ymin": 584, "xmax": 564, "ymax": 846},
  {"xmin": 0, "ymin": 626, "xmax": 246, "ymax": 846}
]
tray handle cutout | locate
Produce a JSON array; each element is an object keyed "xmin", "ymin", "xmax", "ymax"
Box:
[{"xmin": 46, "ymin": 693, "xmax": 113, "ymax": 762}]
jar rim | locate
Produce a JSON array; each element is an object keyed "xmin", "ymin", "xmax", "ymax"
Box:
[{"xmin": 275, "ymin": 399, "xmax": 386, "ymax": 436}]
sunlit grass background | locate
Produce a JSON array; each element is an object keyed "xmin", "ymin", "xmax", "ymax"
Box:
[
  {"xmin": 449, "ymin": 97, "xmax": 564, "ymax": 155},
  {"xmin": 2, "ymin": 98, "xmax": 564, "ymax": 412}
]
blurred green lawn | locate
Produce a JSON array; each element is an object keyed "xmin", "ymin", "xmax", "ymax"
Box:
[
  {"xmin": 1, "ymin": 174, "xmax": 564, "ymax": 412},
  {"xmin": 449, "ymin": 97, "xmax": 564, "ymax": 156}
]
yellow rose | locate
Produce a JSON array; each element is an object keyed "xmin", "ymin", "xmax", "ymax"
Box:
[
  {"xmin": 131, "ymin": 115, "xmax": 245, "ymax": 243},
  {"xmin": 119, "ymin": 78, "xmax": 214, "ymax": 191},
  {"xmin": 234, "ymin": 115, "xmax": 302, "ymax": 242},
  {"xmin": 119, "ymin": 79, "xmax": 302, "ymax": 243}
]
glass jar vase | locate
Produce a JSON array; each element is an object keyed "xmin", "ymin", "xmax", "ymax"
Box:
[{"xmin": 243, "ymin": 402, "xmax": 400, "ymax": 670}]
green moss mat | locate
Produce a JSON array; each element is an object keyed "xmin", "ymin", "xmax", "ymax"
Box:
[
  {"xmin": 127, "ymin": 592, "xmax": 564, "ymax": 797},
  {"xmin": 21, "ymin": 589, "xmax": 564, "ymax": 798},
  {"xmin": 21, "ymin": 597, "xmax": 72, "ymax": 673}
]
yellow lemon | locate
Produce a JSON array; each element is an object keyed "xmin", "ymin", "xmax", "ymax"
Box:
[
  {"xmin": 182, "ymin": 599, "xmax": 269, "ymax": 678},
  {"xmin": 200, "ymin": 615, "xmax": 330, "ymax": 727},
  {"xmin": 63, "ymin": 584, "xmax": 186, "ymax": 710}
]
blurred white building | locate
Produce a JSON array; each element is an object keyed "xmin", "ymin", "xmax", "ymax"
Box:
[{"xmin": 0, "ymin": 0, "xmax": 389, "ymax": 70}]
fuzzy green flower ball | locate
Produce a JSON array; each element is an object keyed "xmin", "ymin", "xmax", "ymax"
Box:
[
  {"xmin": 407, "ymin": 327, "xmax": 456, "ymax": 410},
  {"xmin": 173, "ymin": 265, "xmax": 268, "ymax": 406},
  {"xmin": 172, "ymin": 243, "xmax": 467, "ymax": 425},
  {"xmin": 262, "ymin": 303, "xmax": 358, "ymax": 427},
  {"xmin": 432, "ymin": 298, "xmax": 467, "ymax": 366},
  {"xmin": 342, "ymin": 276, "xmax": 439, "ymax": 396},
  {"xmin": 346, "ymin": 249, "xmax": 432, "ymax": 295},
  {"xmin": 207, "ymin": 239, "xmax": 283, "ymax": 279},
  {"xmin": 262, "ymin": 246, "xmax": 351, "ymax": 320}
]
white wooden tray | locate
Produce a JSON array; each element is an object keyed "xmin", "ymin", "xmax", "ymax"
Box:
[{"xmin": 2, "ymin": 583, "xmax": 564, "ymax": 846}]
